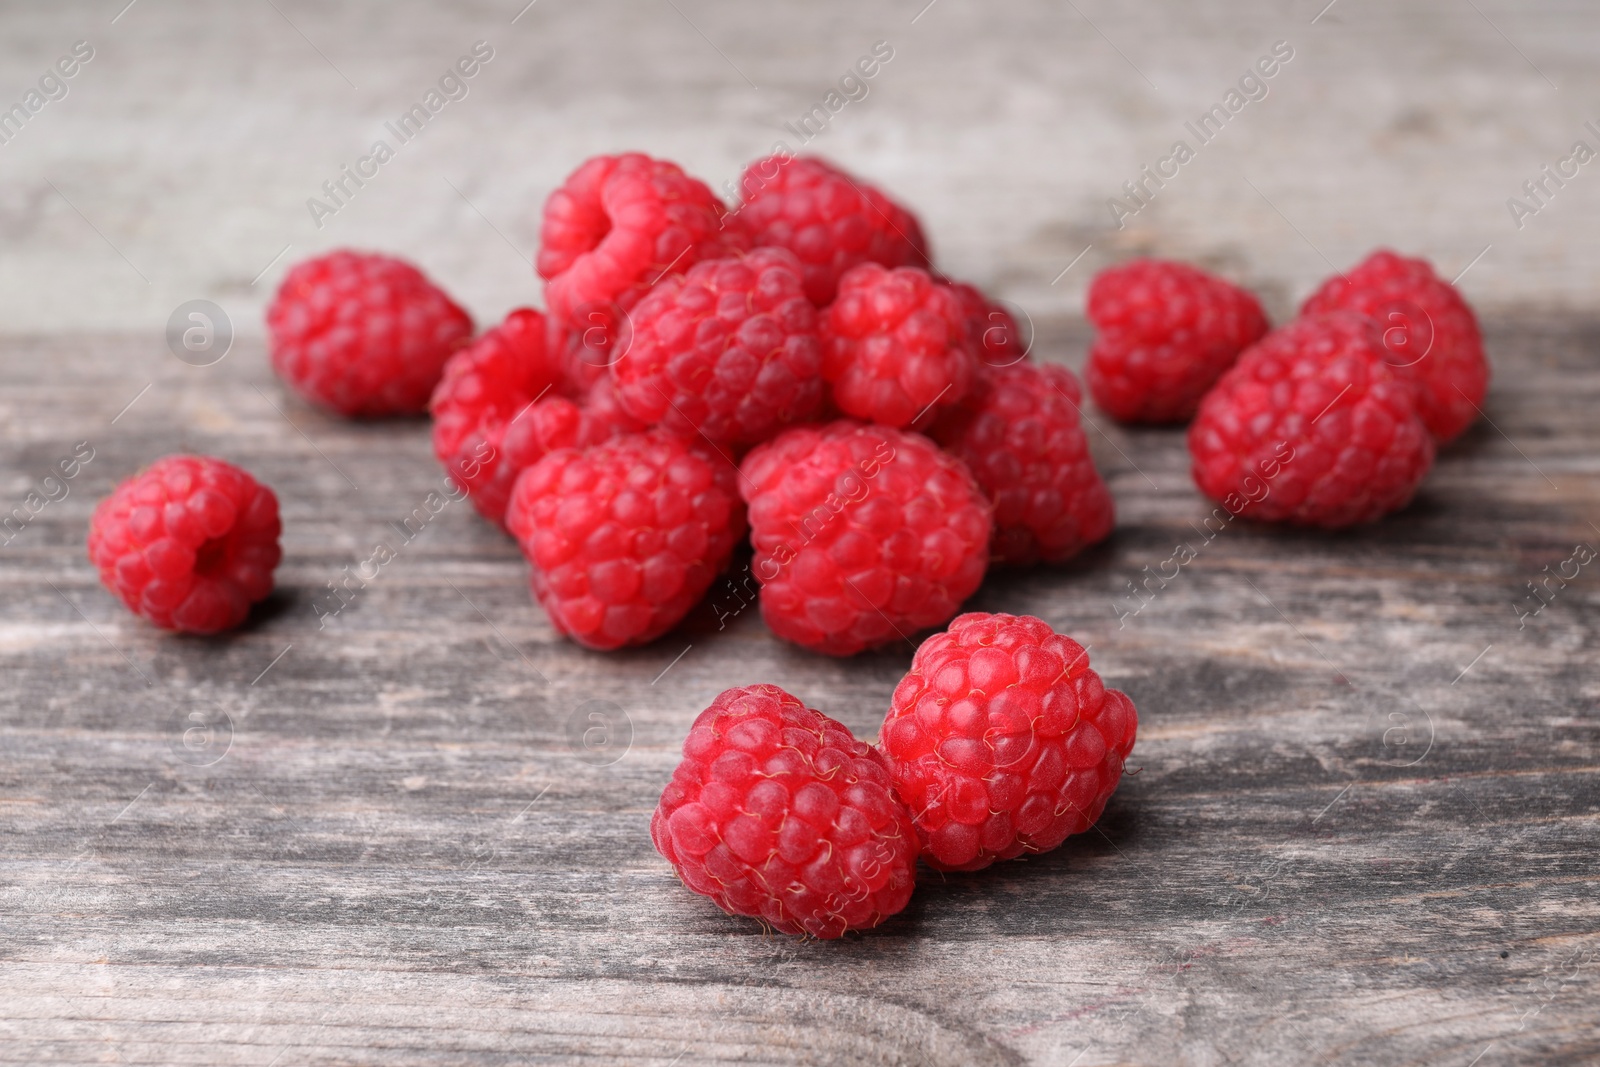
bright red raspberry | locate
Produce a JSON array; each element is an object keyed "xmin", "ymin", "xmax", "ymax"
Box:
[
  {"xmin": 1188, "ymin": 311, "xmax": 1436, "ymax": 528},
  {"xmin": 822, "ymin": 264, "xmax": 977, "ymax": 428},
  {"xmin": 1085, "ymin": 258, "xmax": 1269, "ymax": 424},
  {"xmin": 1300, "ymin": 248, "xmax": 1488, "ymax": 442},
  {"xmin": 505, "ymin": 431, "xmax": 745, "ymax": 650},
  {"xmin": 932, "ymin": 363, "xmax": 1114, "ymax": 565},
  {"xmin": 876, "ymin": 612, "xmax": 1138, "ymax": 872},
  {"xmin": 267, "ymin": 250, "xmax": 473, "ymax": 417},
  {"xmin": 740, "ymin": 421, "xmax": 992, "ymax": 657},
  {"xmin": 948, "ymin": 280, "xmax": 1030, "ymax": 368},
  {"xmin": 652, "ymin": 684, "xmax": 918, "ymax": 939},
  {"xmin": 737, "ymin": 154, "xmax": 930, "ymax": 306},
  {"xmin": 611, "ymin": 248, "xmax": 825, "ymax": 446},
  {"xmin": 537, "ymin": 152, "xmax": 748, "ymax": 329},
  {"xmin": 87, "ymin": 455, "xmax": 282, "ymax": 634}
]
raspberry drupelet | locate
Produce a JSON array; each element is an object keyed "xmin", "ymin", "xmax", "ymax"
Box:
[
  {"xmin": 821, "ymin": 264, "xmax": 978, "ymax": 429},
  {"xmin": 504, "ymin": 430, "xmax": 745, "ymax": 650},
  {"xmin": 267, "ymin": 250, "xmax": 473, "ymax": 417},
  {"xmin": 1300, "ymin": 248, "xmax": 1489, "ymax": 442},
  {"xmin": 88, "ymin": 455, "xmax": 282, "ymax": 634},
  {"xmin": 537, "ymin": 152, "xmax": 748, "ymax": 329},
  {"xmin": 876, "ymin": 612, "xmax": 1139, "ymax": 872},
  {"xmin": 736, "ymin": 153, "xmax": 930, "ymax": 306},
  {"xmin": 652, "ymin": 684, "xmax": 919, "ymax": 939},
  {"xmin": 610, "ymin": 247, "xmax": 825, "ymax": 447},
  {"xmin": 932, "ymin": 362, "xmax": 1114, "ymax": 565},
  {"xmin": 1085, "ymin": 258, "xmax": 1269, "ymax": 424},
  {"xmin": 1188, "ymin": 311, "xmax": 1435, "ymax": 528},
  {"xmin": 739, "ymin": 420, "xmax": 992, "ymax": 656}
]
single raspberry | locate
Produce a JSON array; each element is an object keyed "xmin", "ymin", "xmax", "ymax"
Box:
[
  {"xmin": 1085, "ymin": 258, "xmax": 1269, "ymax": 424},
  {"xmin": 822, "ymin": 264, "xmax": 978, "ymax": 428},
  {"xmin": 1300, "ymin": 248, "xmax": 1488, "ymax": 442},
  {"xmin": 876, "ymin": 612, "xmax": 1138, "ymax": 872},
  {"xmin": 737, "ymin": 154, "xmax": 930, "ymax": 306},
  {"xmin": 429, "ymin": 308, "xmax": 564, "ymax": 526},
  {"xmin": 948, "ymin": 280, "xmax": 1030, "ymax": 368},
  {"xmin": 1188, "ymin": 311, "xmax": 1436, "ymax": 528},
  {"xmin": 932, "ymin": 362, "xmax": 1114, "ymax": 565},
  {"xmin": 611, "ymin": 248, "xmax": 825, "ymax": 447},
  {"xmin": 740, "ymin": 421, "xmax": 992, "ymax": 657},
  {"xmin": 505, "ymin": 430, "xmax": 745, "ymax": 650},
  {"xmin": 87, "ymin": 455, "xmax": 282, "ymax": 634},
  {"xmin": 652, "ymin": 684, "xmax": 918, "ymax": 939},
  {"xmin": 537, "ymin": 152, "xmax": 748, "ymax": 329},
  {"xmin": 267, "ymin": 250, "xmax": 473, "ymax": 417}
]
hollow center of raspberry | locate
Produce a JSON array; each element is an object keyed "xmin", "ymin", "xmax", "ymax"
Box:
[{"xmin": 194, "ymin": 535, "xmax": 231, "ymax": 576}]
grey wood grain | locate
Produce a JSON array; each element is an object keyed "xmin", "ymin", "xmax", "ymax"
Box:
[{"xmin": 1, "ymin": 318, "xmax": 1597, "ymax": 1066}]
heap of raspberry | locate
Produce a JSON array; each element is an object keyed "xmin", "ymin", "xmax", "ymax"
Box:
[
  {"xmin": 87, "ymin": 455, "xmax": 282, "ymax": 634},
  {"xmin": 652, "ymin": 684, "xmax": 918, "ymax": 938},
  {"xmin": 267, "ymin": 250, "xmax": 473, "ymax": 417},
  {"xmin": 1300, "ymin": 248, "xmax": 1488, "ymax": 442},
  {"xmin": 740, "ymin": 421, "xmax": 991, "ymax": 656},
  {"xmin": 537, "ymin": 152, "xmax": 748, "ymax": 328},
  {"xmin": 822, "ymin": 264, "xmax": 977, "ymax": 428},
  {"xmin": 949, "ymin": 280, "xmax": 1029, "ymax": 368},
  {"xmin": 611, "ymin": 247, "xmax": 825, "ymax": 447},
  {"xmin": 932, "ymin": 362, "xmax": 1114, "ymax": 565},
  {"xmin": 876, "ymin": 612, "xmax": 1138, "ymax": 871},
  {"xmin": 430, "ymin": 308, "xmax": 641, "ymax": 528},
  {"xmin": 505, "ymin": 430, "xmax": 745, "ymax": 650},
  {"xmin": 1189, "ymin": 311, "xmax": 1435, "ymax": 528},
  {"xmin": 1085, "ymin": 258, "xmax": 1269, "ymax": 424},
  {"xmin": 737, "ymin": 154, "xmax": 930, "ymax": 306}
]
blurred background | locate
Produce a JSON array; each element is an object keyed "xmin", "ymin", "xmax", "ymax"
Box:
[{"xmin": 1, "ymin": 0, "xmax": 1595, "ymax": 340}]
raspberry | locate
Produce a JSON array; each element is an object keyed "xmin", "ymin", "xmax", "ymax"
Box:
[
  {"xmin": 932, "ymin": 362, "xmax": 1114, "ymax": 565},
  {"xmin": 822, "ymin": 264, "xmax": 978, "ymax": 428},
  {"xmin": 537, "ymin": 152, "xmax": 748, "ymax": 329},
  {"xmin": 429, "ymin": 308, "xmax": 563, "ymax": 526},
  {"xmin": 1188, "ymin": 311, "xmax": 1436, "ymax": 528},
  {"xmin": 1085, "ymin": 258, "xmax": 1269, "ymax": 423},
  {"xmin": 652, "ymin": 684, "xmax": 918, "ymax": 938},
  {"xmin": 87, "ymin": 455, "xmax": 282, "ymax": 634},
  {"xmin": 948, "ymin": 280, "xmax": 1030, "ymax": 368},
  {"xmin": 876, "ymin": 612, "xmax": 1138, "ymax": 872},
  {"xmin": 740, "ymin": 421, "xmax": 991, "ymax": 656},
  {"xmin": 505, "ymin": 430, "xmax": 745, "ymax": 650},
  {"xmin": 1300, "ymin": 248, "xmax": 1488, "ymax": 441},
  {"xmin": 737, "ymin": 154, "xmax": 930, "ymax": 306},
  {"xmin": 267, "ymin": 250, "xmax": 473, "ymax": 417},
  {"xmin": 611, "ymin": 248, "xmax": 825, "ymax": 447}
]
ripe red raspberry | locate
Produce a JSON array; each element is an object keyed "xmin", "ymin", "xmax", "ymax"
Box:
[
  {"xmin": 1189, "ymin": 311, "xmax": 1436, "ymax": 528},
  {"xmin": 1085, "ymin": 258, "xmax": 1269, "ymax": 424},
  {"xmin": 537, "ymin": 152, "xmax": 748, "ymax": 329},
  {"xmin": 87, "ymin": 455, "xmax": 282, "ymax": 634},
  {"xmin": 652, "ymin": 684, "xmax": 918, "ymax": 938},
  {"xmin": 948, "ymin": 280, "xmax": 1030, "ymax": 368},
  {"xmin": 876, "ymin": 612, "xmax": 1138, "ymax": 872},
  {"xmin": 822, "ymin": 264, "xmax": 978, "ymax": 428},
  {"xmin": 505, "ymin": 431, "xmax": 745, "ymax": 650},
  {"xmin": 740, "ymin": 421, "xmax": 991, "ymax": 657},
  {"xmin": 267, "ymin": 250, "xmax": 473, "ymax": 417},
  {"xmin": 737, "ymin": 154, "xmax": 930, "ymax": 306},
  {"xmin": 611, "ymin": 248, "xmax": 825, "ymax": 447},
  {"xmin": 1300, "ymin": 248, "xmax": 1489, "ymax": 442},
  {"xmin": 932, "ymin": 362, "xmax": 1114, "ymax": 565}
]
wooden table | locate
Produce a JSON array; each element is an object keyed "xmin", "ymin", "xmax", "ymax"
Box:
[{"xmin": 2, "ymin": 315, "xmax": 1595, "ymax": 1065}]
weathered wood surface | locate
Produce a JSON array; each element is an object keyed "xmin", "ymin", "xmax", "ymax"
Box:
[{"xmin": 1, "ymin": 317, "xmax": 1597, "ymax": 1066}]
